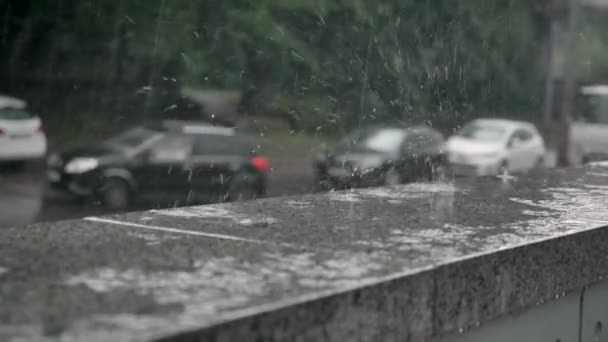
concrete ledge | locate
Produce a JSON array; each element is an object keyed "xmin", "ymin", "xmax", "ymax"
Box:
[{"xmin": 2, "ymin": 166, "xmax": 608, "ymax": 341}]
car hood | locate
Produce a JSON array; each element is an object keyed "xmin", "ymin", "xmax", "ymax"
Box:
[{"xmin": 445, "ymin": 136, "xmax": 504, "ymax": 155}]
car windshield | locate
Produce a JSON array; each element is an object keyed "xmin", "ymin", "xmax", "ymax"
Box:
[
  {"xmin": 578, "ymin": 94, "xmax": 608, "ymax": 124},
  {"xmin": 0, "ymin": 108, "xmax": 34, "ymax": 120},
  {"xmin": 104, "ymin": 128, "xmax": 161, "ymax": 149},
  {"xmin": 457, "ymin": 123, "xmax": 508, "ymax": 142},
  {"xmin": 337, "ymin": 129, "xmax": 406, "ymax": 153}
]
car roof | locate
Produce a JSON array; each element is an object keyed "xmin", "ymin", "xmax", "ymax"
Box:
[
  {"xmin": 0, "ymin": 95, "xmax": 26, "ymax": 109},
  {"xmin": 472, "ymin": 118, "xmax": 536, "ymax": 131},
  {"xmin": 161, "ymin": 120, "xmax": 236, "ymax": 136},
  {"xmin": 353, "ymin": 125, "xmax": 440, "ymax": 134}
]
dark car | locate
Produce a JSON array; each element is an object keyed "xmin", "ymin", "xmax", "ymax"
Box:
[
  {"xmin": 47, "ymin": 122, "xmax": 269, "ymax": 209},
  {"xmin": 314, "ymin": 126, "xmax": 447, "ymax": 190}
]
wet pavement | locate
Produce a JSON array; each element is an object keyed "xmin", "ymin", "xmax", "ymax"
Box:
[
  {"xmin": 2, "ymin": 164, "xmax": 608, "ymax": 341},
  {"xmin": 0, "ymin": 151, "xmax": 559, "ymax": 228}
]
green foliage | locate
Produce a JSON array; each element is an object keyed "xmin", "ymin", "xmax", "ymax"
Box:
[{"xmin": 2, "ymin": 0, "xmax": 546, "ymax": 132}]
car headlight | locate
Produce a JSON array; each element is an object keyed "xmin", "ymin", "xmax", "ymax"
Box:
[{"xmin": 64, "ymin": 158, "xmax": 99, "ymax": 174}]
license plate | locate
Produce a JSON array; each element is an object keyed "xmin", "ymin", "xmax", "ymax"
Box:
[{"xmin": 47, "ymin": 170, "xmax": 61, "ymax": 182}]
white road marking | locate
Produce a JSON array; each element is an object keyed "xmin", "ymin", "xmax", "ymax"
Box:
[{"xmin": 84, "ymin": 217, "xmax": 267, "ymax": 244}]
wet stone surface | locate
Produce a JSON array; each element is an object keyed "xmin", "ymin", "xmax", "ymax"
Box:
[{"xmin": 3, "ymin": 165, "xmax": 608, "ymax": 341}]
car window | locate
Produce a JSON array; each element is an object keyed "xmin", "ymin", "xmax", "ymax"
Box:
[
  {"xmin": 148, "ymin": 135, "xmax": 193, "ymax": 163},
  {"xmin": 105, "ymin": 128, "xmax": 162, "ymax": 149},
  {"xmin": 0, "ymin": 108, "xmax": 34, "ymax": 120},
  {"xmin": 336, "ymin": 129, "xmax": 406, "ymax": 154},
  {"xmin": 364, "ymin": 129, "xmax": 407, "ymax": 153},
  {"xmin": 457, "ymin": 123, "xmax": 509, "ymax": 142},
  {"xmin": 512, "ymin": 129, "xmax": 533, "ymax": 142},
  {"xmin": 404, "ymin": 129, "xmax": 444, "ymax": 150},
  {"xmin": 193, "ymin": 135, "xmax": 256, "ymax": 156},
  {"xmin": 577, "ymin": 94, "xmax": 608, "ymax": 124}
]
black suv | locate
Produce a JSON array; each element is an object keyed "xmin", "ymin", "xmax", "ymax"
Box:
[{"xmin": 47, "ymin": 122, "xmax": 268, "ymax": 209}]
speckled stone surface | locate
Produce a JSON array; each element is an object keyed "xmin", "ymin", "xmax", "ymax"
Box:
[{"xmin": 3, "ymin": 165, "xmax": 608, "ymax": 341}]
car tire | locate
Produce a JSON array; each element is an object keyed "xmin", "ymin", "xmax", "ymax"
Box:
[
  {"xmin": 535, "ymin": 156, "xmax": 545, "ymax": 169},
  {"xmin": 99, "ymin": 178, "xmax": 131, "ymax": 210},
  {"xmin": 315, "ymin": 178, "xmax": 334, "ymax": 192},
  {"xmin": 227, "ymin": 173, "xmax": 259, "ymax": 202}
]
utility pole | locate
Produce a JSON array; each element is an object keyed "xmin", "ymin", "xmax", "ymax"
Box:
[
  {"xmin": 557, "ymin": 0, "xmax": 581, "ymax": 166},
  {"xmin": 543, "ymin": 19, "xmax": 558, "ymax": 126}
]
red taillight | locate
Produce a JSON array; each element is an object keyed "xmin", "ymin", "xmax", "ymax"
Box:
[{"xmin": 251, "ymin": 156, "xmax": 270, "ymax": 172}]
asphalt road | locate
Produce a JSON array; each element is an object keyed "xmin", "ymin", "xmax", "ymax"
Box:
[
  {"xmin": 0, "ymin": 163, "xmax": 316, "ymax": 228},
  {"xmin": 0, "ymin": 151, "xmax": 558, "ymax": 228}
]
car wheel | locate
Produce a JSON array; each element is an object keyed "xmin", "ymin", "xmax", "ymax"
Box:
[
  {"xmin": 99, "ymin": 178, "xmax": 131, "ymax": 210},
  {"xmin": 384, "ymin": 167, "xmax": 401, "ymax": 186},
  {"xmin": 430, "ymin": 162, "xmax": 452, "ymax": 182},
  {"xmin": 534, "ymin": 156, "xmax": 545, "ymax": 169},
  {"xmin": 227, "ymin": 173, "xmax": 259, "ymax": 202},
  {"xmin": 315, "ymin": 178, "xmax": 334, "ymax": 192}
]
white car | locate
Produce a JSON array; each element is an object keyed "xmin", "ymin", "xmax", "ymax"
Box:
[
  {"xmin": 0, "ymin": 96, "xmax": 47, "ymax": 164},
  {"xmin": 446, "ymin": 119, "xmax": 546, "ymax": 176},
  {"xmin": 571, "ymin": 85, "xmax": 608, "ymax": 164}
]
